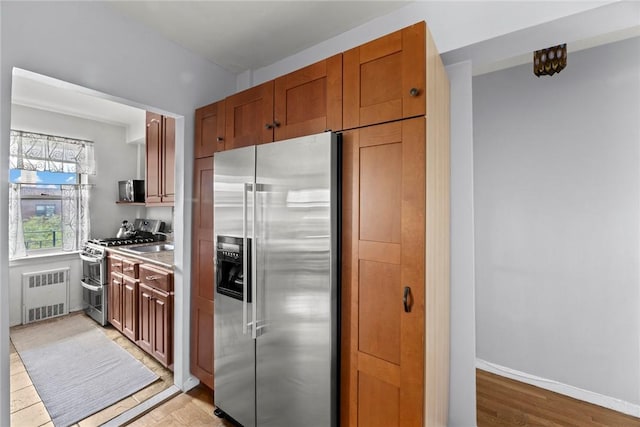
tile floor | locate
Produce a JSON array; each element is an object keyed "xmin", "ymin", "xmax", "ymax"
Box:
[
  {"xmin": 10, "ymin": 312, "xmax": 174, "ymax": 427},
  {"xmin": 127, "ymin": 385, "xmax": 234, "ymax": 427}
]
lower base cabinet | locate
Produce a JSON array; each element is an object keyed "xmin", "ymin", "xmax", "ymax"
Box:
[
  {"xmin": 107, "ymin": 252, "xmax": 174, "ymax": 369},
  {"xmin": 138, "ymin": 264, "xmax": 174, "ymax": 368}
]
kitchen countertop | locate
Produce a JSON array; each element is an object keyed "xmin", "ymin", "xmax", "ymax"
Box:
[{"xmin": 105, "ymin": 242, "xmax": 175, "ymax": 270}]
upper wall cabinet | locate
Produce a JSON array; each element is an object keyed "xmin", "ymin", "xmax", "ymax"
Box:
[
  {"xmin": 225, "ymin": 81, "xmax": 274, "ymax": 150},
  {"xmin": 146, "ymin": 112, "xmax": 175, "ymax": 205},
  {"xmin": 273, "ymin": 54, "xmax": 342, "ymax": 140},
  {"xmin": 343, "ymin": 22, "xmax": 425, "ymax": 129},
  {"xmin": 195, "ymin": 100, "xmax": 225, "ymax": 158},
  {"xmin": 221, "ymin": 55, "xmax": 343, "ymax": 151}
]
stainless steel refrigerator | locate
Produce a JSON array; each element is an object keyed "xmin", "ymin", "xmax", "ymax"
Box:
[{"xmin": 213, "ymin": 132, "xmax": 338, "ymax": 427}]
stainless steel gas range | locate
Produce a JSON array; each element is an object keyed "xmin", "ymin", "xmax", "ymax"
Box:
[{"xmin": 79, "ymin": 219, "xmax": 165, "ymax": 325}]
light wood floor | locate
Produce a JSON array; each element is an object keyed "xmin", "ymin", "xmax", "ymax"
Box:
[
  {"xmin": 477, "ymin": 369, "xmax": 640, "ymax": 427},
  {"xmin": 9, "ymin": 312, "xmax": 173, "ymax": 427}
]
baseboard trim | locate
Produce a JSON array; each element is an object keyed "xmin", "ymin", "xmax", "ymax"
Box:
[
  {"xmin": 102, "ymin": 385, "xmax": 181, "ymax": 426},
  {"xmin": 476, "ymin": 359, "xmax": 640, "ymax": 418}
]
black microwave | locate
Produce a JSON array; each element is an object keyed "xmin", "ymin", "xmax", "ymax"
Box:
[{"xmin": 118, "ymin": 180, "xmax": 145, "ymax": 202}]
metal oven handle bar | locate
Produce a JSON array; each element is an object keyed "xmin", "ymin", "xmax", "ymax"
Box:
[
  {"xmin": 79, "ymin": 253, "xmax": 104, "ymax": 263},
  {"xmin": 80, "ymin": 280, "xmax": 102, "ymax": 292}
]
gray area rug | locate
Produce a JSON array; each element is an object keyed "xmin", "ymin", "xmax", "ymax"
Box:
[{"xmin": 11, "ymin": 315, "xmax": 158, "ymax": 427}]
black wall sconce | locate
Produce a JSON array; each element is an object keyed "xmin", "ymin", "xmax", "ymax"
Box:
[{"xmin": 534, "ymin": 44, "xmax": 567, "ymax": 77}]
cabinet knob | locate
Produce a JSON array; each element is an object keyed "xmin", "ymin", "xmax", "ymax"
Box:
[
  {"xmin": 409, "ymin": 88, "xmax": 420, "ymax": 97},
  {"xmin": 265, "ymin": 123, "xmax": 273, "ymax": 130},
  {"xmin": 216, "ymin": 136, "xmax": 224, "ymax": 142},
  {"xmin": 272, "ymin": 121, "xmax": 281, "ymax": 128}
]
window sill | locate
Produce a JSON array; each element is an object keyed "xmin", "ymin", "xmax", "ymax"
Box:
[{"xmin": 9, "ymin": 250, "xmax": 80, "ymax": 267}]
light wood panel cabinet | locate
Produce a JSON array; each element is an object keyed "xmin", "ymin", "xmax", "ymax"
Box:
[
  {"xmin": 190, "ymin": 156, "xmax": 214, "ymax": 389},
  {"xmin": 224, "ymin": 81, "xmax": 274, "ymax": 149},
  {"xmin": 220, "ymin": 55, "xmax": 343, "ymax": 151},
  {"xmin": 273, "ymin": 54, "xmax": 342, "ymax": 140},
  {"xmin": 340, "ymin": 21, "xmax": 450, "ymax": 427},
  {"xmin": 146, "ymin": 111, "xmax": 175, "ymax": 205},
  {"xmin": 343, "ymin": 22, "xmax": 426, "ymax": 129},
  {"xmin": 195, "ymin": 100, "xmax": 225, "ymax": 157},
  {"xmin": 342, "ymin": 118, "xmax": 426, "ymax": 427},
  {"xmin": 191, "ymin": 21, "xmax": 450, "ymax": 426}
]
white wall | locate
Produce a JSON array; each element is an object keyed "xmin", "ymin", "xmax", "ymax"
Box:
[
  {"xmin": 0, "ymin": 2, "xmax": 237, "ymax": 423},
  {"xmin": 473, "ymin": 37, "xmax": 640, "ymax": 407},
  {"xmin": 446, "ymin": 61, "xmax": 477, "ymax": 427}
]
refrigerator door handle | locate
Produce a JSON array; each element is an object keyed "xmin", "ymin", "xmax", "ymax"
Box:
[
  {"xmin": 242, "ymin": 182, "xmax": 252, "ymax": 335},
  {"xmin": 251, "ymin": 182, "xmax": 259, "ymax": 339}
]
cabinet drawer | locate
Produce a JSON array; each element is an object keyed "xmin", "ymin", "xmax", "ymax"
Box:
[
  {"xmin": 109, "ymin": 256, "xmax": 123, "ymax": 275},
  {"xmin": 122, "ymin": 258, "xmax": 140, "ymax": 279},
  {"xmin": 140, "ymin": 264, "xmax": 173, "ymax": 292}
]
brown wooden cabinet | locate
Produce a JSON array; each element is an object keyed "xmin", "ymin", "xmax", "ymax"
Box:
[
  {"xmin": 122, "ymin": 275, "xmax": 138, "ymax": 342},
  {"xmin": 190, "ymin": 21, "xmax": 450, "ymax": 425},
  {"xmin": 273, "ymin": 54, "xmax": 343, "ymax": 140},
  {"xmin": 343, "ymin": 22, "xmax": 426, "ymax": 129},
  {"xmin": 107, "ymin": 254, "xmax": 140, "ymax": 342},
  {"xmin": 225, "ymin": 81, "xmax": 274, "ymax": 149},
  {"xmin": 190, "ymin": 156, "xmax": 214, "ymax": 389},
  {"xmin": 108, "ymin": 272, "xmax": 123, "ymax": 331},
  {"xmin": 221, "ymin": 55, "xmax": 343, "ymax": 151},
  {"xmin": 342, "ymin": 118, "xmax": 427, "ymax": 427},
  {"xmin": 146, "ymin": 111, "xmax": 175, "ymax": 205},
  {"xmin": 195, "ymin": 100, "xmax": 225, "ymax": 157},
  {"xmin": 340, "ymin": 22, "xmax": 450, "ymax": 427},
  {"xmin": 138, "ymin": 263, "xmax": 174, "ymax": 368}
]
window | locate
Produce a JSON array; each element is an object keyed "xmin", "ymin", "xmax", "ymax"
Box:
[{"xmin": 9, "ymin": 130, "xmax": 95, "ymax": 259}]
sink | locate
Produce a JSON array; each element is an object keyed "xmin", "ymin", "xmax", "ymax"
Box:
[{"xmin": 122, "ymin": 243, "xmax": 174, "ymax": 253}]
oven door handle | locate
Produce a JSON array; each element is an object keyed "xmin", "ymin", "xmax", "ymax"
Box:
[
  {"xmin": 80, "ymin": 280, "xmax": 102, "ymax": 292},
  {"xmin": 79, "ymin": 253, "xmax": 102, "ymax": 263}
]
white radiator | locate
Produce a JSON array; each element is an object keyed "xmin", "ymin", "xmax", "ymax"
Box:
[{"xmin": 22, "ymin": 268, "xmax": 70, "ymax": 324}]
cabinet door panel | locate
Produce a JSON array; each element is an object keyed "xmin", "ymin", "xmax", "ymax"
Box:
[
  {"xmin": 343, "ymin": 22, "xmax": 425, "ymax": 128},
  {"xmin": 109, "ymin": 273, "xmax": 123, "ymax": 331},
  {"xmin": 274, "ymin": 54, "xmax": 342, "ymax": 140},
  {"xmin": 191, "ymin": 298, "xmax": 214, "ymax": 389},
  {"xmin": 145, "ymin": 112, "xmax": 162, "ymax": 204},
  {"xmin": 162, "ymin": 116, "xmax": 175, "ymax": 203},
  {"xmin": 195, "ymin": 101, "xmax": 225, "ymax": 157},
  {"xmin": 122, "ymin": 276, "xmax": 138, "ymax": 341},
  {"xmin": 342, "ymin": 118, "xmax": 426, "ymax": 427},
  {"xmin": 225, "ymin": 81, "xmax": 274, "ymax": 149},
  {"xmin": 191, "ymin": 157, "xmax": 214, "ymax": 387},
  {"xmin": 153, "ymin": 289, "xmax": 172, "ymax": 367},
  {"xmin": 138, "ymin": 282, "xmax": 154, "ymax": 354}
]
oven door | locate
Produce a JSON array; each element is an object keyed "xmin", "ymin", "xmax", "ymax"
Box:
[{"xmin": 80, "ymin": 252, "xmax": 105, "ymax": 286}]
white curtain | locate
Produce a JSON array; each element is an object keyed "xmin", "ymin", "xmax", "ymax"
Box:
[
  {"xmin": 9, "ymin": 130, "xmax": 96, "ymax": 174},
  {"xmin": 61, "ymin": 184, "xmax": 92, "ymax": 251},
  {"xmin": 8, "ymin": 183, "xmax": 26, "ymax": 259}
]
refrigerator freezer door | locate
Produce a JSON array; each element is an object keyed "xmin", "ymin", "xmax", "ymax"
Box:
[
  {"xmin": 214, "ymin": 146, "xmax": 256, "ymax": 427},
  {"xmin": 254, "ymin": 133, "xmax": 338, "ymax": 427}
]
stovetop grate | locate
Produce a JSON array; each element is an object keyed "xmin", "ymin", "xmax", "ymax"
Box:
[{"xmin": 88, "ymin": 236, "xmax": 157, "ymax": 247}]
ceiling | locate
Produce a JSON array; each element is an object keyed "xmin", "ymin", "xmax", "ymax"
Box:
[
  {"xmin": 12, "ymin": 1, "xmax": 634, "ymax": 131},
  {"xmin": 106, "ymin": 1, "xmax": 411, "ymax": 73}
]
